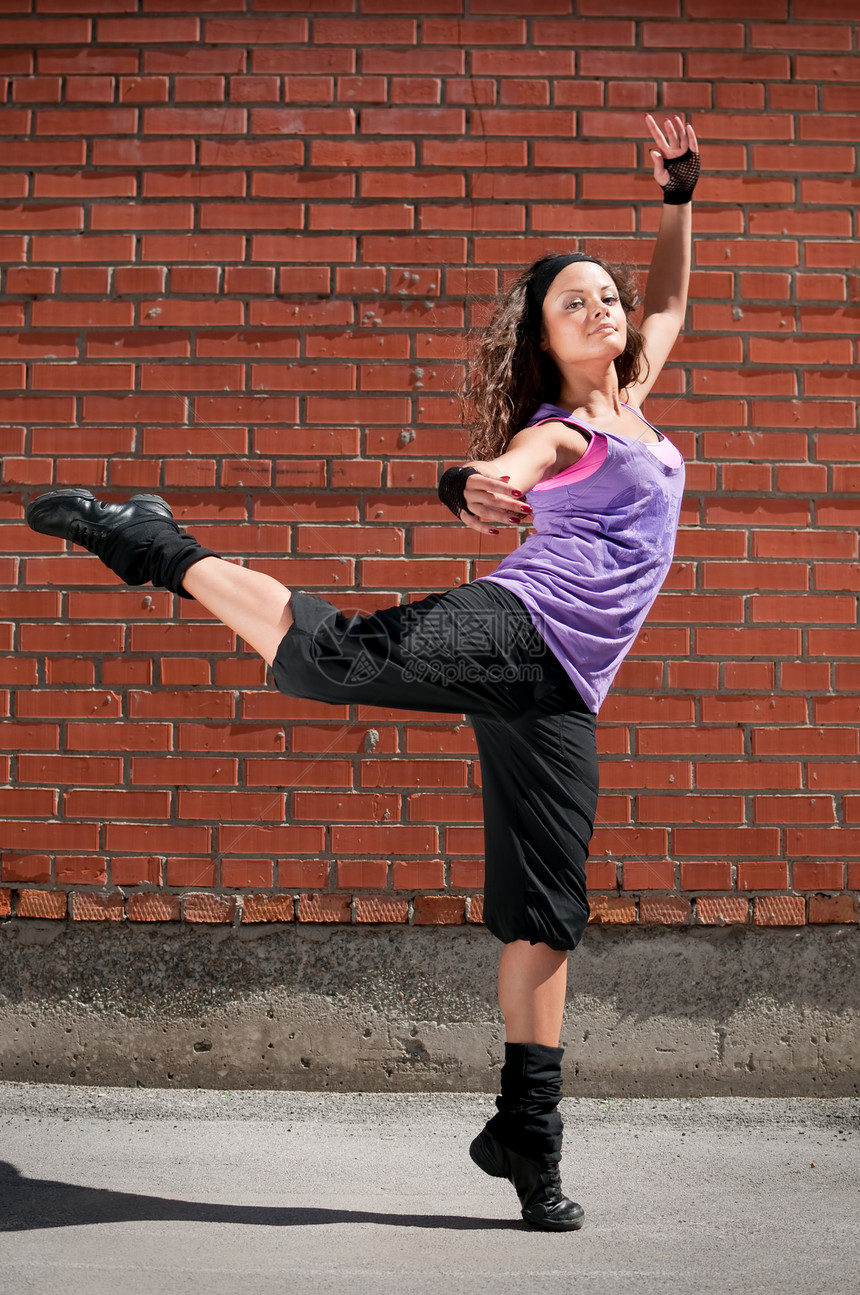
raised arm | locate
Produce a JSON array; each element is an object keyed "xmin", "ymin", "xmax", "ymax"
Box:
[{"xmin": 625, "ymin": 114, "xmax": 699, "ymax": 407}]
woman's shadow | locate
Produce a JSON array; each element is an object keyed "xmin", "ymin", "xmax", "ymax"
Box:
[{"xmin": 0, "ymin": 1160, "xmax": 517, "ymax": 1232}]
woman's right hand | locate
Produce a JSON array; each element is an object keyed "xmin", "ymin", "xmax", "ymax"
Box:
[{"xmin": 461, "ymin": 469, "xmax": 533, "ymax": 536}]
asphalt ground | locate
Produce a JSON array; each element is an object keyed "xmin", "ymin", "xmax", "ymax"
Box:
[{"xmin": 1, "ymin": 1083, "xmax": 858, "ymax": 1294}]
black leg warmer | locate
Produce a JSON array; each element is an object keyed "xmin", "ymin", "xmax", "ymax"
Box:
[
  {"xmin": 485, "ymin": 1042, "xmax": 565, "ymax": 1165},
  {"xmin": 145, "ymin": 527, "xmax": 218, "ymax": 599}
]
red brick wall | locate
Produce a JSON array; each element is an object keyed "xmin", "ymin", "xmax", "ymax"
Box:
[{"xmin": 1, "ymin": 3, "xmax": 858, "ymax": 935}]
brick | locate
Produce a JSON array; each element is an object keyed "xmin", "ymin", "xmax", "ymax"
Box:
[
  {"xmin": 808, "ymin": 894, "xmax": 858, "ymax": 925},
  {"xmin": 250, "ymin": 106, "xmax": 354, "ymax": 135},
  {"xmin": 145, "ymin": 48, "xmax": 246, "ymax": 76},
  {"xmin": 680, "ymin": 862, "xmax": 733, "ymax": 892},
  {"xmin": 128, "ymin": 893, "xmax": 181, "ymax": 923},
  {"xmin": 622, "ymin": 862, "xmax": 676, "ymax": 890},
  {"xmin": 586, "ymin": 860, "xmax": 616, "ymax": 889},
  {"xmin": 173, "ymin": 76, "xmax": 226, "ymax": 104},
  {"xmin": 111, "ymin": 858, "xmax": 161, "ymax": 886},
  {"xmin": 206, "ymin": 16, "xmax": 307, "ymax": 44},
  {"xmin": 230, "ymin": 74, "xmax": 281, "ymax": 103},
  {"xmin": 70, "ymin": 892, "xmax": 125, "ymax": 922},
  {"xmin": 221, "ymin": 860, "xmax": 274, "ymax": 889},
  {"xmin": 16, "ymin": 889, "xmax": 67, "ymax": 919},
  {"xmin": 392, "ymin": 860, "xmax": 445, "ymax": 890},
  {"xmin": 390, "ymin": 75, "xmax": 443, "ymax": 105},
  {"xmin": 738, "ymin": 862, "xmax": 789, "ymax": 892},
  {"xmin": 219, "ymin": 825, "xmax": 324, "ymax": 856},
  {"xmin": 1, "ymin": 18, "xmax": 91, "ymax": 43},
  {"xmin": 100, "ymin": 16, "xmax": 200, "ymax": 42},
  {"xmin": 639, "ymin": 897, "xmax": 691, "ymax": 925},
  {"xmin": 697, "ymin": 762, "xmax": 800, "ymax": 791},
  {"xmin": 54, "ymin": 854, "xmax": 107, "ymax": 885},
  {"xmin": 754, "ymin": 895, "xmax": 806, "ymax": 927},
  {"xmin": 755, "ymin": 728, "xmax": 858, "ymax": 757},
  {"xmin": 12, "ymin": 75, "xmax": 62, "ymax": 103},
  {"xmin": 3, "ymin": 140, "xmax": 86, "ymax": 166},
  {"xmin": 336, "ymin": 860, "xmax": 388, "ymax": 889},
  {"xmin": 676, "ymin": 828, "xmax": 780, "ymax": 858},
  {"xmin": 241, "ymin": 894, "xmax": 295, "ymax": 923},
  {"xmin": 94, "ymin": 140, "xmax": 199, "ymax": 171},
  {"xmin": 588, "ymin": 896, "xmax": 637, "ymax": 924},
  {"xmin": 755, "ymin": 796, "xmax": 836, "ymax": 825},
  {"xmin": 118, "ymin": 75, "xmax": 168, "ymax": 104},
  {"xmin": 65, "ymin": 788, "xmax": 171, "ymax": 820},
  {"xmin": 184, "ymin": 893, "xmax": 236, "ymax": 924},
  {"xmin": 354, "ymin": 897, "xmax": 409, "ymax": 924},
  {"xmin": 794, "ymin": 863, "xmax": 845, "ymax": 891},
  {"xmin": 1, "ymin": 855, "xmax": 51, "ymax": 884},
  {"xmin": 412, "ymin": 895, "xmax": 465, "ymax": 925},
  {"xmin": 164, "ymin": 859, "xmax": 214, "ymax": 888},
  {"xmin": 297, "ymin": 893, "xmax": 351, "ymax": 923},
  {"xmin": 696, "ymin": 897, "xmax": 749, "ymax": 926},
  {"xmin": 274, "ymin": 861, "xmax": 327, "ymax": 890},
  {"xmin": 465, "ymin": 893, "xmax": 484, "ymax": 925},
  {"xmin": 450, "ymin": 860, "xmax": 484, "ymax": 890},
  {"xmin": 107, "ymin": 823, "xmax": 210, "ymax": 856}
]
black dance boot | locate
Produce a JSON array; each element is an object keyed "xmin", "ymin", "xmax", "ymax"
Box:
[
  {"xmin": 470, "ymin": 1042, "xmax": 584, "ymax": 1231},
  {"xmin": 26, "ymin": 489, "xmax": 217, "ymax": 599}
]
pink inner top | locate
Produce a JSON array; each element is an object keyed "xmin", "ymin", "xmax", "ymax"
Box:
[{"xmin": 530, "ymin": 403, "xmax": 682, "ymax": 491}]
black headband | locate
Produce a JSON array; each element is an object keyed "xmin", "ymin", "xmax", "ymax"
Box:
[{"xmin": 526, "ymin": 252, "xmax": 604, "ymax": 332}]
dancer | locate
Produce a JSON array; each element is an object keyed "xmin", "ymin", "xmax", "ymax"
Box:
[{"xmin": 26, "ymin": 113, "xmax": 698, "ymax": 1231}]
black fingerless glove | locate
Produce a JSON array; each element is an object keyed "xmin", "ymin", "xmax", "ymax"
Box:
[
  {"xmin": 438, "ymin": 465, "xmax": 478, "ymax": 519},
  {"xmin": 662, "ymin": 147, "xmax": 700, "ymax": 205}
]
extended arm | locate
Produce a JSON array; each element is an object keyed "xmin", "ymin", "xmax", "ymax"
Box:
[
  {"xmin": 439, "ymin": 421, "xmax": 587, "ymax": 536},
  {"xmin": 627, "ymin": 114, "xmax": 698, "ymax": 405},
  {"xmin": 642, "ymin": 200, "xmax": 692, "ymax": 326}
]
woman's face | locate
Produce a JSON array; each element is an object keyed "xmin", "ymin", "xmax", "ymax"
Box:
[{"xmin": 539, "ymin": 260, "xmax": 627, "ymax": 373}]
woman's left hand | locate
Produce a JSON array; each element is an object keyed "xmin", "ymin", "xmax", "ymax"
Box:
[{"xmin": 645, "ymin": 113, "xmax": 698, "ymax": 187}]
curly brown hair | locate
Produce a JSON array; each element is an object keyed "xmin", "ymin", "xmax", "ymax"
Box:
[{"xmin": 461, "ymin": 253, "xmax": 649, "ymax": 461}]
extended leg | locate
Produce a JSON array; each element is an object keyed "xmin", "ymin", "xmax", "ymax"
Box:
[
  {"xmin": 26, "ymin": 489, "xmax": 295, "ymax": 667},
  {"xmin": 181, "ymin": 557, "xmax": 293, "ymax": 667}
]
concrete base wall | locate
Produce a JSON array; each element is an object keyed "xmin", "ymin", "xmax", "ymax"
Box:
[{"xmin": 1, "ymin": 920, "xmax": 857, "ymax": 1096}]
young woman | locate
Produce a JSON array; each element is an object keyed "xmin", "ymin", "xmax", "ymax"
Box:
[{"xmin": 26, "ymin": 113, "xmax": 698, "ymax": 1231}]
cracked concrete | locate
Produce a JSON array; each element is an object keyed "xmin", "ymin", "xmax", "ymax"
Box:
[{"xmin": 1, "ymin": 920, "xmax": 857, "ymax": 1094}]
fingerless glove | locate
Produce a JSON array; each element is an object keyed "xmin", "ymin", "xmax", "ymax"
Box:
[
  {"xmin": 662, "ymin": 147, "xmax": 700, "ymax": 205},
  {"xmin": 438, "ymin": 465, "xmax": 478, "ymax": 519}
]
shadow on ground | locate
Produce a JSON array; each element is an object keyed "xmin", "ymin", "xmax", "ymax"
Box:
[{"xmin": 0, "ymin": 1160, "xmax": 516, "ymax": 1233}]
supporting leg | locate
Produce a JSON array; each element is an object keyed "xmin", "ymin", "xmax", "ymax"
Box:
[
  {"xmin": 181, "ymin": 557, "xmax": 293, "ymax": 668},
  {"xmin": 469, "ymin": 939, "xmax": 583, "ymax": 1230},
  {"xmin": 497, "ymin": 939, "xmax": 568, "ymax": 1047}
]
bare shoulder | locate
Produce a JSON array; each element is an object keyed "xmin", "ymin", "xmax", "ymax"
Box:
[
  {"xmin": 466, "ymin": 417, "xmax": 590, "ymax": 494},
  {"xmin": 510, "ymin": 418, "xmax": 589, "ymax": 453},
  {"xmin": 510, "ymin": 418, "xmax": 590, "ymax": 474}
]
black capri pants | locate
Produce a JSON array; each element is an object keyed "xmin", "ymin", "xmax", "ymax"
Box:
[{"xmin": 272, "ymin": 580, "xmax": 599, "ymax": 952}]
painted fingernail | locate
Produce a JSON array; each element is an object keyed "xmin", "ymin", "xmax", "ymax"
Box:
[
  {"xmin": 509, "ymin": 515, "xmax": 522, "ymax": 523},
  {"xmin": 511, "ymin": 489, "xmax": 523, "ymax": 498},
  {"xmin": 500, "ymin": 475, "xmax": 510, "ymax": 482},
  {"xmin": 489, "ymin": 528, "xmax": 500, "ymax": 535}
]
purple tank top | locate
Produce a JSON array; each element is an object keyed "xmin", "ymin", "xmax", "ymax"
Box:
[{"xmin": 478, "ymin": 402, "xmax": 685, "ymax": 713}]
